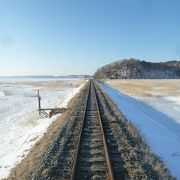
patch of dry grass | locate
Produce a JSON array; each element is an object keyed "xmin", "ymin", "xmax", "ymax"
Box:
[
  {"xmin": 3, "ymin": 90, "xmax": 13, "ymax": 96},
  {"xmin": 37, "ymin": 80, "xmax": 84, "ymax": 90},
  {"xmin": 107, "ymin": 79, "xmax": 180, "ymax": 98}
]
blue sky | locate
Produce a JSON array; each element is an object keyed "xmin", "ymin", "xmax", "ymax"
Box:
[{"xmin": 0, "ymin": 0, "xmax": 180, "ymax": 75}]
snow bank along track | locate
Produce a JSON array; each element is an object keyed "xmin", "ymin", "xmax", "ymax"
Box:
[{"xmin": 32, "ymin": 80, "xmax": 172, "ymax": 180}]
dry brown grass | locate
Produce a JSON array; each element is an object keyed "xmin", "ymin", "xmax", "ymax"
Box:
[
  {"xmin": 4, "ymin": 80, "xmax": 85, "ymax": 91},
  {"xmin": 3, "ymin": 90, "xmax": 13, "ymax": 96},
  {"xmin": 107, "ymin": 79, "xmax": 180, "ymax": 98},
  {"xmin": 8, "ymin": 83, "xmax": 86, "ymax": 180}
]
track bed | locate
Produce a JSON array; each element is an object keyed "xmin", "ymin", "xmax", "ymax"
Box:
[{"xmin": 31, "ymin": 80, "xmax": 172, "ymax": 180}]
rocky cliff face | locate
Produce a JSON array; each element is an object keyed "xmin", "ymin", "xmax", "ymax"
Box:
[{"xmin": 94, "ymin": 59, "xmax": 180, "ymax": 79}]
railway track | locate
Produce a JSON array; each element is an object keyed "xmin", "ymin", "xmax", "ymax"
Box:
[
  {"xmin": 32, "ymin": 80, "xmax": 172, "ymax": 180},
  {"xmin": 71, "ymin": 80, "xmax": 114, "ymax": 179}
]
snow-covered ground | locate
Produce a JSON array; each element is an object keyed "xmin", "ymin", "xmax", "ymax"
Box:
[
  {"xmin": 0, "ymin": 78, "xmax": 85, "ymax": 179},
  {"xmin": 101, "ymin": 83, "xmax": 180, "ymax": 179}
]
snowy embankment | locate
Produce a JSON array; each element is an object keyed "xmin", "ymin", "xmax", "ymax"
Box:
[
  {"xmin": 0, "ymin": 78, "xmax": 85, "ymax": 179},
  {"xmin": 101, "ymin": 83, "xmax": 180, "ymax": 179}
]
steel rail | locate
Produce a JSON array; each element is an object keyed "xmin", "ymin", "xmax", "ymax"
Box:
[
  {"xmin": 92, "ymin": 80, "xmax": 114, "ymax": 180},
  {"xmin": 71, "ymin": 81, "xmax": 91, "ymax": 180}
]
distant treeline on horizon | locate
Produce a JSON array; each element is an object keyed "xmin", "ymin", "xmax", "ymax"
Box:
[{"xmin": 0, "ymin": 75, "xmax": 92, "ymax": 79}]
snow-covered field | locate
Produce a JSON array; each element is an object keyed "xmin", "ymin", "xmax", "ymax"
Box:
[
  {"xmin": 0, "ymin": 78, "xmax": 85, "ymax": 179},
  {"xmin": 101, "ymin": 81, "xmax": 180, "ymax": 179}
]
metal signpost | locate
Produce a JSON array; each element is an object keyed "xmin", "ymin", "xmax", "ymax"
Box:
[
  {"xmin": 37, "ymin": 90, "xmax": 67, "ymax": 118},
  {"xmin": 37, "ymin": 90, "xmax": 53, "ymax": 117}
]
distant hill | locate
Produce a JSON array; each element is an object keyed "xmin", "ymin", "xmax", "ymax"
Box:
[{"xmin": 93, "ymin": 58, "xmax": 180, "ymax": 79}]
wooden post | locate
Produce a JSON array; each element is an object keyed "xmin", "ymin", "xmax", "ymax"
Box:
[{"xmin": 37, "ymin": 90, "xmax": 41, "ymax": 115}]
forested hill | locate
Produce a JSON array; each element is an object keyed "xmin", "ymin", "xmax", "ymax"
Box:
[{"xmin": 93, "ymin": 59, "xmax": 180, "ymax": 79}]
